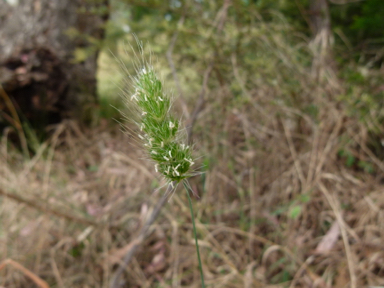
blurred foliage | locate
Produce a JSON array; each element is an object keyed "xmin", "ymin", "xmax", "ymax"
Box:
[
  {"xmin": 100, "ymin": 0, "xmax": 384, "ymax": 100},
  {"xmin": 20, "ymin": 0, "xmax": 377, "ymax": 124},
  {"xmin": 94, "ymin": 0, "xmax": 384, "ymax": 174},
  {"xmin": 96, "ymin": 0, "xmax": 384, "ymax": 169},
  {"xmin": 331, "ymin": 0, "xmax": 384, "ymax": 65},
  {"xmin": 101, "ymin": 0, "xmax": 314, "ymax": 107}
]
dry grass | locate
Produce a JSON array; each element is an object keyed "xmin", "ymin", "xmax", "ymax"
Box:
[
  {"xmin": 1, "ymin": 10, "xmax": 384, "ymax": 285},
  {"xmin": 1, "ymin": 65, "xmax": 384, "ymax": 288}
]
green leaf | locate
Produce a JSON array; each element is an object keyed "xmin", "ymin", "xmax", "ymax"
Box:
[
  {"xmin": 289, "ymin": 205, "xmax": 302, "ymax": 219},
  {"xmin": 272, "ymin": 206, "xmax": 287, "ymax": 216},
  {"xmin": 357, "ymin": 160, "xmax": 374, "ymax": 174},
  {"xmin": 88, "ymin": 165, "xmax": 98, "ymax": 172},
  {"xmin": 300, "ymin": 194, "xmax": 311, "ymax": 203},
  {"xmin": 73, "ymin": 48, "xmax": 89, "ymax": 62},
  {"xmin": 346, "ymin": 154, "xmax": 355, "ymax": 167}
]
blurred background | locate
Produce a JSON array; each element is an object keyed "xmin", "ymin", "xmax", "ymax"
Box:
[{"xmin": 0, "ymin": 0, "xmax": 384, "ymax": 287}]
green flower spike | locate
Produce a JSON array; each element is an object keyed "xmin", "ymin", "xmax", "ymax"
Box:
[
  {"xmin": 125, "ymin": 63, "xmax": 195, "ymax": 184},
  {"xmin": 119, "ymin": 46, "xmax": 205, "ymax": 288}
]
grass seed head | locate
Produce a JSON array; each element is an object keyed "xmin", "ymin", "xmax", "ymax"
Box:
[{"xmin": 122, "ymin": 49, "xmax": 196, "ymax": 183}]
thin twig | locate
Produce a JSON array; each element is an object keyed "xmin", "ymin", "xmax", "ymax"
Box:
[
  {"xmin": 0, "ymin": 84, "xmax": 29, "ymax": 158},
  {"xmin": 109, "ymin": 183, "xmax": 174, "ymax": 288},
  {"xmin": 318, "ymin": 182, "xmax": 357, "ymax": 288},
  {"xmin": 186, "ymin": 62, "xmax": 214, "ymax": 143},
  {"xmin": 0, "ymin": 258, "xmax": 50, "ymax": 288},
  {"xmin": 282, "ymin": 120, "xmax": 306, "ymax": 188},
  {"xmin": 0, "ymin": 188, "xmax": 101, "ymax": 227},
  {"xmin": 186, "ymin": 0, "xmax": 231, "ymax": 143},
  {"xmin": 166, "ymin": 15, "xmax": 189, "ymax": 118}
]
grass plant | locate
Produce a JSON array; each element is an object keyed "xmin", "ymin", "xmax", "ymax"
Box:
[{"xmin": 119, "ymin": 43, "xmax": 205, "ymax": 287}]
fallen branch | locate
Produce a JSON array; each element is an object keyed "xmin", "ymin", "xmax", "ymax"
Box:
[
  {"xmin": 0, "ymin": 188, "xmax": 101, "ymax": 227},
  {"xmin": 0, "ymin": 258, "xmax": 50, "ymax": 288},
  {"xmin": 109, "ymin": 183, "xmax": 172, "ymax": 288}
]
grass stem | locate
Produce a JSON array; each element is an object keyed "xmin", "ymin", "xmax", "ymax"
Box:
[{"xmin": 183, "ymin": 180, "xmax": 205, "ymax": 288}]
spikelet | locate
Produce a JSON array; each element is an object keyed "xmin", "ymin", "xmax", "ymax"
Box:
[{"xmin": 120, "ymin": 46, "xmax": 196, "ymax": 183}]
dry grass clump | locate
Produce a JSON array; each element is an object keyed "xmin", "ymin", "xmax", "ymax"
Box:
[
  {"xmin": 1, "ymin": 26, "xmax": 384, "ymax": 288},
  {"xmin": 0, "ymin": 121, "xmax": 163, "ymax": 287},
  {"xmin": 1, "ymin": 72, "xmax": 384, "ymax": 287}
]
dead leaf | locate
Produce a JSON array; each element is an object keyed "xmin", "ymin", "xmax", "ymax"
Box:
[
  {"xmin": 86, "ymin": 203, "xmax": 103, "ymax": 217},
  {"xmin": 315, "ymin": 221, "xmax": 340, "ymax": 254},
  {"xmin": 19, "ymin": 218, "xmax": 42, "ymax": 237},
  {"xmin": 334, "ymin": 265, "xmax": 349, "ymax": 288},
  {"xmin": 145, "ymin": 253, "xmax": 166, "ymax": 274},
  {"xmin": 107, "ymin": 241, "xmax": 137, "ymax": 265},
  {"xmin": 140, "ymin": 203, "xmax": 148, "ymax": 219}
]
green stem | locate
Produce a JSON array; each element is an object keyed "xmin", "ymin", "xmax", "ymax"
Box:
[{"xmin": 183, "ymin": 181, "xmax": 206, "ymax": 288}]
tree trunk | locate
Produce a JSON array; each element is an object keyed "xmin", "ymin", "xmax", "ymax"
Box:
[
  {"xmin": 0, "ymin": 0, "xmax": 109, "ymax": 129},
  {"xmin": 308, "ymin": 0, "xmax": 336, "ymax": 82}
]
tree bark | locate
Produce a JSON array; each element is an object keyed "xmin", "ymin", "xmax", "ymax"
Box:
[
  {"xmin": 309, "ymin": 0, "xmax": 331, "ymax": 37},
  {"xmin": 0, "ymin": 0, "xmax": 109, "ymax": 128},
  {"xmin": 308, "ymin": 0, "xmax": 336, "ymax": 82}
]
